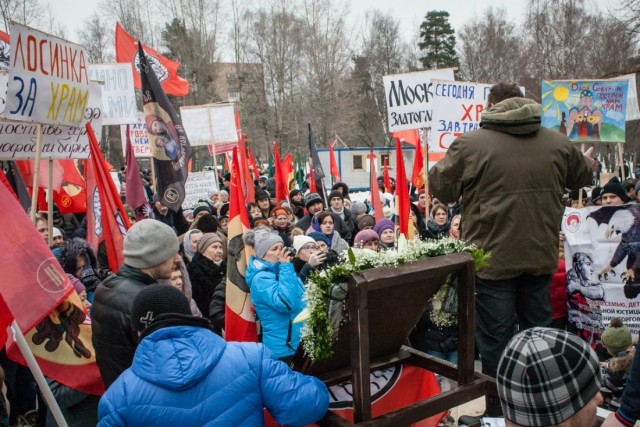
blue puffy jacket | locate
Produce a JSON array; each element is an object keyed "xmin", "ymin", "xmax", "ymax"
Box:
[
  {"xmin": 246, "ymin": 257, "xmax": 306, "ymax": 359},
  {"xmin": 98, "ymin": 324, "xmax": 329, "ymax": 426}
]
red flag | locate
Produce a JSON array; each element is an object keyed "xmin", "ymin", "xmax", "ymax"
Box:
[
  {"xmin": 1, "ymin": 169, "xmax": 18, "ymax": 201},
  {"xmin": 309, "ymin": 163, "xmax": 317, "ymax": 193},
  {"xmin": 391, "ymin": 129, "xmax": 420, "ymax": 147},
  {"xmin": 383, "ymin": 157, "xmax": 392, "ymax": 194},
  {"xmin": 15, "ymin": 160, "xmax": 63, "ymax": 191},
  {"xmin": 53, "ymin": 160, "xmax": 87, "ymax": 214},
  {"xmin": 273, "ymin": 141, "xmax": 286, "ymax": 203},
  {"xmin": 248, "ymin": 148, "xmax": 260, "ymax": 180},
  {"xmin": 0, "ymin": 182, "xmax": 105, "ymax": 395},
  {"xmin": 225, "ymin": 147, "xmax": 258, "ymax": 342},
  {"xmin": 0, "ymin": 295, "xmax": 13, "ymax": 348},
  {"xmin": 224, "ymin": 153, "xmax": 231, "ymax": 175},
  {"xmin": 369, "ymin": 151, "xmax": 384, "ymax": 223},
  {"xmin": 125, "ymin": 127, "xmax": 149, "ymax": 211},
  {"xmin": 282, "ymin": 153, "xmax": 293, "ymax": 192},
  {"xmin": 237, "ymin": 112, "xmax": 255, "ymax": 203},
  {"xmin": 329, "ymin": 139, "xmax": 341, "ymax": 181},
  {"xmin": 395, "ymin": 138, "xmax": 411, "ymax": 238},
  {"xmin": 115, "ymin": 23, "xmax": 189, "ymax": 97},
  {"xmin": 86, "ymin": 123, "xmax": 130, "ymax": 273},
  {"xmin": 411, "ymin": 142, "xmax": 424, "ymax": 189}
]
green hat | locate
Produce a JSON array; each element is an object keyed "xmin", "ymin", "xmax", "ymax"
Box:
[{"xmin": 602, "ymin": 317, "xmax": 632, "ymax": 354}]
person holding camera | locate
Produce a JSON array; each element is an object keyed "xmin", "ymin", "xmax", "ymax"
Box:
[
  {"xmin": 244, "ymin": 228, "xmax": 306, "ymax": 362},
  {"xmin": 292, "ymin": 235, "xmax": 327, "ymax": 284}
]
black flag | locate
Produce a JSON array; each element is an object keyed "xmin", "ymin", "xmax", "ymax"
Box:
[
  {"xmin": 138, "ymin": 43, "xmax": 192, "ymax": 212},
  {"xmin": 308, "ymin": 122, "xmax": 328, "ymax": 207}
]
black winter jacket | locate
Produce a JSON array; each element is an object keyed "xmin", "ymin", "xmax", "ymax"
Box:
[
  {"xmin": 188, "ymin": 254, "xmax": 226, "ymax": 331},
  {"xmin": 91, "ymin": 264, "xmax": 156, "ymax": 388}
]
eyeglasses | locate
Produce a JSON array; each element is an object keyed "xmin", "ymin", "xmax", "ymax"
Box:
[{"xmin": 301, "ymin": 245, "xmax": 318, "ymax": 251}]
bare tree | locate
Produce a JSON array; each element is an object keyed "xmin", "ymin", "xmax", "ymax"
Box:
[
  {"xmin": 77, "ymin": 14, "xmax": 113, "ymax": 63},
  {"xmin": 100, "ymin": 0, "xmax": 158, "ymax": 46},
  {"xmin": 0, "ymin": 0, "xmax": 45, "ymax": 31}
]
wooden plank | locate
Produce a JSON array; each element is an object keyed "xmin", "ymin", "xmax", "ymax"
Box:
[
  {"xmin": 457, "ymin": 258, "xmax": 476, "ymax": 385},
  {"xmin": 319, "ymin": 351, "xmax": 412, "ymax": 385},
  {"xmin": 350, "ymin": 281, "xmax": 371, "ymax": 423}
]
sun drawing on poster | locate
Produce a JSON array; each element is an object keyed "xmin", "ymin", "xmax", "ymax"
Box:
[{"xmin": 542, "ymin": 81, "xmax": 580, "ymax": 120}]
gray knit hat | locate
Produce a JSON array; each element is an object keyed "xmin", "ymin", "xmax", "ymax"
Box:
[
  {"xmin": 245, "ymin": 229, "xmax": 283, "ymax": 259},
  {"xmin": 497, "ymin": 327, "xmax": 602, "ymax": 426},
  {"xmin": 197, "ymin": 232, "xmax": 222, "ymax": 254},
  {"xmin": 123, "ymin": 219, "xmax": 179, "ymax": 268}
]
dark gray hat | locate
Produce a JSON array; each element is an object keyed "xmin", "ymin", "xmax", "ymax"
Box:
[{"xmin": 123, "ymin": 219, "xmax": 179, "ymax": 268}]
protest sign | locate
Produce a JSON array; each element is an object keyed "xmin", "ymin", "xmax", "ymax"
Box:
[
  {"xmin": 562, "ymin": 205, "xmax": 640, "ymax": 349},
  {"xmin": 607, "ymin": 74, "xmax": 640, "ymax": 121},
  {"xmin": 430, "ymin": 81, "xmax": 525, "ymax": 152},
  {"xmin": 0, "ymin": 80, "xmax": 103, "ymax": 160},
  {"xmin": 542, "ymin": 80, "xmax": 628, "ymax": 142},
  {"xmin": 382, "ymin": 68, "xmax": 455, "ymax": 132},
  {"xmin": 180, "ymin": 104, "xmax": 238, "ymax": 151},
  {"xmin": 4, "ymin": 23, "xmax": 91, "ymax": 127},
  {"xmin": 120, "ymin": 112, "xmax": 151, "ymax": 158},
  {"xmin": 88, "ymin": 63, "xmax": 136, "ymax": 125},
  {"xmin": 181, "ymin": 171, "xmax": 216, "ymax": 209}
]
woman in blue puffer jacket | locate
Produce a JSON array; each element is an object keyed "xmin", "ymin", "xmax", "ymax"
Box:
[{"xmin": 244, "ymin": 228, "xmax": 306, "ymax": 361}]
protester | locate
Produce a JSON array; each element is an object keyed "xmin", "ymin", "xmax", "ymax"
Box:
[
  {"xmin": 255, "ymin": 189, "xmax": 273, "ymax": 218},
  {"xmin": 152, "ymin": 194, "xmax": 175, "ymax": 229},
  {"xmin": 328, "ymin": 190, "xmax": 356, "ymax": 243},
  {"xmin": 308, "ymin": 231, "xmax": 340, "ymax": 267},
  {"xmin": 51, "ymin": 227, "xmax": 64, "ymax": 248},
  {"xmin": 97, "ymin": 285, "xmax": 328, "ymax": 426},
  {"xmin": 310, "ymin": 211, "xmax": 349, "ymax": 254},
  {"xmin": 57, "ymin": 238, "xmax": 102, "ymax": 301},
  {"xmin": 289, "ymin": 189, "xmax": 305, "ymax": 218},
  {"xmin": 331, "ymin": 181, "xmax": 351, "ymax": 201},
  {"xmin": 297, "ymin": 192, "xmax": 325, "ymax": 232},
  {"xmin": 600, "ymin": 318, "xmax": 634, "ymax": 410},
  {"xmin": 244, "ymin": 228, "xmax": 305, "ymax": 361},
  {"xmin": 91, "ymin": 219, "xmax": 180, "ymax": 388},
  {"xmin": 353, "ymin": 229, "xmax": 380, "ymax": 251},
  {"xmin": 449, "ymin": 214, "xmax": 461, "ymax": 240},
  {"xmin": 602, "ymin": 341, "xmax": 640, "ymax": 426},
  {"xmin": 425, "ymin": 204, "xmax": 450, "ymax": 240},
  {"xmin": 157, "ymin": 259, "xmax": 201, "ymax": 317},
  {"xmin": 375, "ymin": 218, "xmax": 396, "ymax": 250},
  {"xmin": 271, "ymin": 206, "xmax": 293, "ymax": 246},
  {"xmin": 192, "ymin": 201, "xmax": 212, "ymax": 221},
  {"xmin": 218, "ymin": 189, "xmax": 229, "ymax": 204},
  {"xmin": 496, "ymin": 328, "xmax": 602, "ymax": 427},
  {"xmin": 187, "ymin": 233, "xmax": 226, "ymax": 334},
  {"xmin": 355, "ymin": 213, "xmax": 375, "ymax": 231},
  {"xmin": 181, "ymin": 228, "xmax": 203, "ymax": 264},
  {"xmin": 601, "ymin": 177, "xmax": 629, "ymax": 206},
  {"xmin": 292, "ymin": 235, "xmax": 326, "ymax": 284},
  {"xmin": 248, "ymin": 202, "xmax": 264, "ymax": 220},
  {"xmin": 35, "ymin": 216, "xmax": 49, "ymax": 243},
  {"xmin": 591, "ymin": 186, "xmax": 603, "ymax": 206},
  {"xmin": 429, "ymin": 82, "xmax": 593, "ymax": 416}
]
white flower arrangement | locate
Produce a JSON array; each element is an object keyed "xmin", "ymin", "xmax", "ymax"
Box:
[{"xmin": 301, "ymin": 237, "xmax": 490, "ymax": 361}]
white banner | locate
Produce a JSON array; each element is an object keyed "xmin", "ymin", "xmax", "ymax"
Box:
[
  {"xmin": 120, "ymin": 112, "xmax": 151, "ymax": 158},
  {"xmin": 562, "ymin": 205, "xmax": 640, "ymax": 348},
  {"xmin": 608, "ymin": 73, "xmax": 640, "ymax": 121},
  {"xmin": 88, "ymin": 63, "xmax": 136, "ymax": 125},
  {"xmin": 4, "ymin": 23, "xmax": 91, "ymax": 126},
  {"xmin": 180, "ymin": 104, "xmax": 238, "ymax": 147},
  {"xmin": 182, "ymin": 171, "xmax": 216, "ymax": 209},
  {"xmin": 0, "ymin": 80, "xmax": 103, "ymax": 159},
  {"xmin": 383, "ymin": 69, "xmax": 455, "ymax": 132}
]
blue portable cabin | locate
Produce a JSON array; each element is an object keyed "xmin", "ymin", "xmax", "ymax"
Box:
[{"xmin": 316, "ymin": 145, "xmax": 417, "ymax": 192}]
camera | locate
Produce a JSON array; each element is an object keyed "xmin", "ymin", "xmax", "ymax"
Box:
[{"xmin": 284, "ymin": 247, "xmax": 296, "ymax": 257}]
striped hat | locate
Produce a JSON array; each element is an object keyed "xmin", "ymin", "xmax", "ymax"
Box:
[{"xmin": 497, "ymin": 327, "xmax": 601, "ymax": 426}]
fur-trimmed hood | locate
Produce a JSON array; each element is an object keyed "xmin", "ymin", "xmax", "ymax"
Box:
[{"xmin": 56, "ymin": 237, "xmax": 98, "ymax": 275}]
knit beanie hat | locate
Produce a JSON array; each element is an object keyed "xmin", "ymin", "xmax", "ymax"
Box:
[
  {"xmin": 308, "ymin": 231, "xmax": 329, "ymax": 246},
  {"xmin": 591, "ymin": 186, "xmax": 603, "ymax": 203},
  {"xmin": 52, "ymin": 227, "xmax": 63, "ymax": 238},
  {"xmin": 197, "ymin": 232, "xmax": 222, "ymax": 254},
  {"xmin": 218, "ymin": 190, "xmax": 229, "ymax": 198},
  {"xmin": 602, "ymin": 317, "xmax": 632, "ymax": 354},
  {"xmin": 374, "ymin": 218, "xmax": 395, "ymax": 237},
  {"xmin": 124, "ymin": 219, "xmax": 179, "ymax": 268},
  {"xmin": 356, "ymin": 214, "xmax": 376, "ymax": 230},
  {"xmin": 354, "ymin": 229, "xmax": 379, "ymax": 246},
  {"xmin": 67, "ymin": 273, "xmax": 85, "ymax": 294},
  {"xmin": 497, "ymin": 327, "xmax": 602, "ymax": 426},
  {"xmin": 351, "ymin": 201, "xmax": 368, "ymax": 216},
  {"xmin": 293, "ymin": 235, "xmax": 315, "ymax": 253},
  {"xmin": 328, "ymin": 190, "xmax": 343, "ymax": 201},
  {"xmin": 304, "ymin": 192, "xmax": 323, "ymax": 208},
  {"xmin": 255, "ymin": 189, "xmax": 270, "ymax": 201},
  {"xmin": 245, "ymin": 229, "xmax": 283, "ymax": 259},
  {"xmin": 193, "ymin": 201, "xmax": 212, "ymax": 218},
  {"xmin": 602, "ymin": 177, "xmax": 629, "ymax": 203},
  {"xmin": 130, "ymin": 284, "xmax": 192, "ymax": 333},
  {"xmin": 207, "ymin": 189, "xmax": 218, "ymax": 199}
]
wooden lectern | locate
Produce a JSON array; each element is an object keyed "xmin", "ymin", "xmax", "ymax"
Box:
[{"xmin": 294, "ymin": 252, "xmax": 497, "ymax": 426}]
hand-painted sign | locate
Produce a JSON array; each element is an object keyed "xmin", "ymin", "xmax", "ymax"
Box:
[{"xmin": 88, "ymin": 63, "xmax": 136, "ymax": 125}]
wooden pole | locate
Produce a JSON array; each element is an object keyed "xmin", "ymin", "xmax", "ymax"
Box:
[
  {"xmin": 579, "ymin": 143, "xmax": 585, "ymax": 207},
  {"xmin": 423, "ymin": 127, "xmax": 430, "ymax": 215},
  {"xmin": 149, "ymin": 159, "xmax": 156, "ymax": 194},
  {"xmin": 47, "ymin": 159, "xmax": 53, "ymax": 247},
  {"xmin": 618, "ymin": 143, "xmax": 626, "ymax": 181},
  {"xmin": 206, "ymin": 107, "xmax": 220, "ymax": 190},
  {"xmin": 29, "ymin": 124, "xmax": 44, "ymax": 222}
]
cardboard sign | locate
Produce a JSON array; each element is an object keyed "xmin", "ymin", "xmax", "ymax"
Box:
[
  {"xmin": 542, "ymin": 80, "xmax": 629, "ymax": 143},
  {"xmin": 180, "ymin": 104, "xmax": 238, "ymax": 147},
  {"xmin": 120, "ymin": 112, "xmax": 151, "ymax": 158},
  {"xmin": 0, "ymin": 80, "xmax": 103, "ymax": 159},
  {"xmin": 4, "ymin": 23, "xmax": 91, "ymax": 126},
  {"xmin": 383, "ymin": 69, "xmax": 455, "ymax": 132},
  {"xmin": 182, "ymin": 171, "xmax": 216, "ymax": 209},
  {"xmin": 88, "ymin": 63, "xmax": 136, "ymax": 125}
]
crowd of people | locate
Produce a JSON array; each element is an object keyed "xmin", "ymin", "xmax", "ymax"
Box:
[{"xmin": 0, "ymin": 82, "xmax": 639, "ymax": 427}]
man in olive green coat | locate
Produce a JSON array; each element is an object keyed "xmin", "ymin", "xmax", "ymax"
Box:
[{"xmin": 429, "ymin": 83, "xmax": 594, "ymax": 416}]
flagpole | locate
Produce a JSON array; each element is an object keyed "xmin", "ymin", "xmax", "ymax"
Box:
[
  {"xmin": 207, "ymin": 107, "xmax": 221, "ymax": 190},
  {"xmin": 30, "ymin": 124, "xmax": 44, "ymax": 222},
  {"xmin": 47, "ymin": 159, "xmax": 53, "ymax": 247},
  {"xmin": 422, "ymin": 127, "xmax": 430, "ymax": 215},
  {"xmin": 11, "ymin": 320, "xmax": 69, "ymax": 427}
]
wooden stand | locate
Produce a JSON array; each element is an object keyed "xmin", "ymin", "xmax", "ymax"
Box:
[{"xmin": 294, "ymin": 252, "xmax": 496, "ymax": 426}]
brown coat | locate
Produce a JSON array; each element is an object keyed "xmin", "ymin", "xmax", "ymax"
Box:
[{"xmin": 429, "ymin": 97, "xmax": 592, "ymax": 280}]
